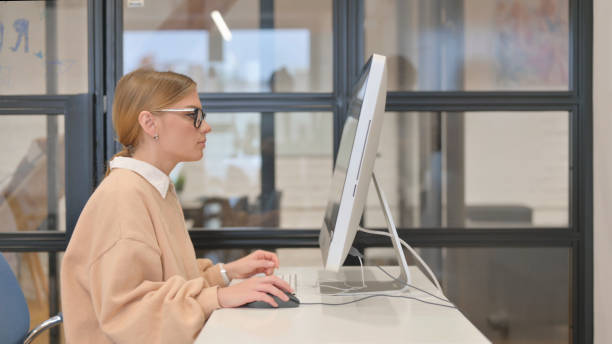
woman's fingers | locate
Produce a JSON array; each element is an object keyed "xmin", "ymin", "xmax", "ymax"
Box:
[
  {"xmin": 258, "ymin": 283, "xmax": 289, "ymax": 302},
  {"xmin": 264, "ymin": 275, "xmax": 293, "ymax": 293},
  {"xmin": 218, "ymin": 271, "xmax": 294, "ymax": 308},
  {"xmin": 253, "ymin": 266, "xmax": 275, "ymax": 276},
  {"xmin": 250, "ymin": 258, "xmax": 276, "ymax": 271},
  {"xmin": 254, "ymin": 250, "xmax": 280, "ymax": 268},
  {"xmin": 256, "ymin": 291, "xmax": 278, "ymax": 307}
]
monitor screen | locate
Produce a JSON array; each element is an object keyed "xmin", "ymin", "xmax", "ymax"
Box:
[
  {"xmin": 317, "ymin": 55, "xmax": 415, "ymax": 289},
  {"xmin": 323, "ymin": 60, "xmax": 371, "ymax": 242},
  {"xmin": 319, "ymin": 54, "xmax": 387, "ymax": 271}
]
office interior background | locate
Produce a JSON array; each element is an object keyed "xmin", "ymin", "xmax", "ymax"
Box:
[{"xmin": 0, "ymin": 0, "xmax": 610, "ymax": 343}]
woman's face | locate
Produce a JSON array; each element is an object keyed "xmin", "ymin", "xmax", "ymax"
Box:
[{"xmin": 156, "ymin": 89, "xmax": 211, "ymax": 163}]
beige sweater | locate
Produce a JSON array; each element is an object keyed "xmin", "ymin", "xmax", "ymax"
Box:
[{"xmin": 61, "ymin": 167, "xmax": 226, "ymax": 344}]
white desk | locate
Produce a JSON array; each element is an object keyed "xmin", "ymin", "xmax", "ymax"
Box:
[{"xmin": 195, "ymin": 266, "xmax": 490, "ymax": 343}]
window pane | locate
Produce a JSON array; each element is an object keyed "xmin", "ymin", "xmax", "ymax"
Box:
[
  {"xmin": 364, "ymin": 112, "xmax": 569, "ymax": 228},
  {"xmin": 365, "ymin": 246, "xmax": 571, "ymax": 344},
  {"xmin": 0, "ymin": 115, "xmax": 66, "ymax": 233},
  {"xmin": 364, "ymin": 0, "xmax": 569, "ymax": 91},
  {"xmin": 123, "ymin": 0, "xmax": 332, "ymax": 92},
  {"xmin": 0, "ymin": 0, "xmax": 89, "ymax": 95},
  {"xmin": 176, "ymin": 112, "xmax": 332, "ymax": 229}
]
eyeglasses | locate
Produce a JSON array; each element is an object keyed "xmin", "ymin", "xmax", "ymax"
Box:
[{"xmin": 154, "ymin": 108, "xmax": 206, "ymax": 129}]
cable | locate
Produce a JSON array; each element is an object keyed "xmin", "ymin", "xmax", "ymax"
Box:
[
  {"xmin": 317, "ymin": 283, "xmax": 363, "ymax": 292},
  {"xmin": 311, "ymin": 246, "xmax": 452, "ymax": 308},
  {"xmin": 301, "ymin": 294, "xmax": 456, "ymax": 309},
  {"xmin": 347, "ymin": 247, "xmax": 452, "ymax": 304},
  {"xmin": 357, "ymin": 255, "xmax": 366, "ymax": 288},
  {"xmin": 313, "ymin": 252, "xmax": 369, "ymax": 295},
  {"xmin": 375, "ymin": 265, "xmax": 452, "ymax": 304},
  {"xmin": 358, "ymin": 227, "xmax": 443, "ymax": 291},
  {"xmin": 313, "ymin": 250, "xmax": 453, "ymax": 307}
]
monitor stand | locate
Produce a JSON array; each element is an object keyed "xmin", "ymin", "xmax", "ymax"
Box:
[{"xmin": 319, "ymin": 172, "xmax": 412, "ymax": 295}]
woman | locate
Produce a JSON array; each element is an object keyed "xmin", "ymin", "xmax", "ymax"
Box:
[{"xmin": 61, "ymin": 69, "xmax": 293, "ymax": 343}]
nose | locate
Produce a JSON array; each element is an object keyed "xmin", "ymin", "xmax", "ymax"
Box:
[{"xmin": 200, "ymin": 119, "xmax": 212, "ymax": 134}]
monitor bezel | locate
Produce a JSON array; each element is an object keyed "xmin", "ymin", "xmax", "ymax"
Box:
[{"xmin": 320, "ymin": 54, "xmax": 388, "ymax": 271}]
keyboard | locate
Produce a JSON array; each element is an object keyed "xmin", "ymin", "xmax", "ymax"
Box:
[{"xmin": 276, "ymin": 272, "xmax": 297, "ymax": 294}]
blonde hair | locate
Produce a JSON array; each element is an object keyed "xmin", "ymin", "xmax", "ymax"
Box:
[{"xmin": 105, "ymin": 69, "xmax": 196, "ymax": 177}]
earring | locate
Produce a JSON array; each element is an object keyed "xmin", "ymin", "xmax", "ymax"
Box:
[{"xmin": 153, "ymin": 134, "xmax": 159, "ymax": 140}]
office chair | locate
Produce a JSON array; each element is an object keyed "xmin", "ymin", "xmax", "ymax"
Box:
[{"xmin": 0, "ymin": 252, "xmax": 62, "ymax": 344}]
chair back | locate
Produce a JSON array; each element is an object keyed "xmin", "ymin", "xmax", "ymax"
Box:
[{"xmin": 0, "ymin": 252, "xmax": 30, "ymax": 344}]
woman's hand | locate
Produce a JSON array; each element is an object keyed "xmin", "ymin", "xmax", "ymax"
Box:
[
  {"xmin": 217, "ymin": 275, "xmax": 293, "ymax": 308},
  {"xmin": 224, "ymin": 250, "xmax": 280, "ymax": 280}
]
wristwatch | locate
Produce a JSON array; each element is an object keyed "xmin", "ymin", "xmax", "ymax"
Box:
[{"xmin": 219, "ymin": 263, "xmax": 231, "ymax": 285}]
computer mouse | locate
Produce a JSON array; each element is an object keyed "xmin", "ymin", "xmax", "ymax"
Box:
[{"xmin": 240, "ymin": 290, "xmax": 300, "ymax": 309}]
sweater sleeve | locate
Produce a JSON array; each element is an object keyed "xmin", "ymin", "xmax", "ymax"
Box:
[
  {"xmin": 88, "ymin": 237, "xmax": 220, "ymax": 344},
  {"xmin": 196, "ymin": 259, "xmax": 228, "ymax": 287}
]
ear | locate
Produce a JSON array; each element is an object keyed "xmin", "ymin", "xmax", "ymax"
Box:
[{"xmin": 137, "ymin": 111, "xmax": 158, "ymax": 138}]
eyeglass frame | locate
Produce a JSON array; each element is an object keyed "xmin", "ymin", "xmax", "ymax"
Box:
[{"xmin": 152, "ymin": 108, "xmax": 206, "ymax": 129}]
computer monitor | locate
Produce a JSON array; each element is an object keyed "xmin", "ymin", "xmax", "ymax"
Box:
[{"xmin": 318, "ymin": 54, "xmax": 412, "ymax": 293}]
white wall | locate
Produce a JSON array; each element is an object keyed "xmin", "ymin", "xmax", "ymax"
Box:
[{"xmin": 594, "ymin": 0, "xmax": 612, "ymax": 342}]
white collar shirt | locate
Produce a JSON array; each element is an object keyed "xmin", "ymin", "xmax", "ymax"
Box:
[{"xmin": 109, "ymin": 157, "xmax": 171, "ymax": 199}]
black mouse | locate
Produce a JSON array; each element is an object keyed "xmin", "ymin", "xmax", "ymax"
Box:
[{"xmin": 240, "ymin": 290, "xmax": 300, "ymax": 309}]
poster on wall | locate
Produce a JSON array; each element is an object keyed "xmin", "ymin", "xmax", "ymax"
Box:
[
  {"xmin": 493, "ymin": 0, "xmax": 569, "ymax": 90},
  {"xmin": 0, "ymin": 2, "xmax": 86, "ymax": 94}
]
